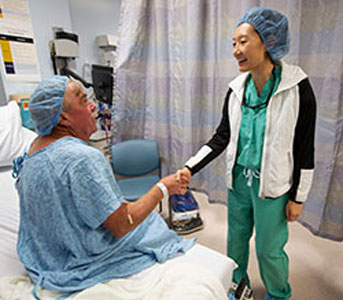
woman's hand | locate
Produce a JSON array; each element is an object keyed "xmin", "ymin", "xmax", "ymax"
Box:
[
  {"xmin": 175, "ymin": 167, "xmax": 192, "ymax": 194},
  {"xmin": 286, "ymin": 200, "xmax": 303, "ymax": 222},
  {"xmin": 160, "ymin": 173, "xmax": 188, "ymax": 195}
]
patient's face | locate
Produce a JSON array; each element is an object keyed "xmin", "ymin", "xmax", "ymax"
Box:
[{"xmin": 64, "ymin": 82, "xmax": 97, "ymax": 141}]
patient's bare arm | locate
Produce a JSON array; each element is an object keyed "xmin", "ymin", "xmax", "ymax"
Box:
[{"xmin": 103, "ymin": 173, "xmax": 187, "ymax": 238}]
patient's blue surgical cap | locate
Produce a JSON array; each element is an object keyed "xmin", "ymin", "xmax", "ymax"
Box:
[
  {"xmin": 237, "ymin": 7, "xmax": 290, "ymax": 61},
  {"xmin": 29, "ymin": 75, "xmax": 69, "ymax": 136}
]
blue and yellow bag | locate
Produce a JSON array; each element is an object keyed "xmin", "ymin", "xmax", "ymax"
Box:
[{"xmin": 168, "ymin": 189, "xmax": 203, "ymax": 235}]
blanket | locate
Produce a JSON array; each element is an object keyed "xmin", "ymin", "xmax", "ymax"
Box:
[{"xmin": 0, "ymin": 260, "xmax": 227, "ymax": 300}]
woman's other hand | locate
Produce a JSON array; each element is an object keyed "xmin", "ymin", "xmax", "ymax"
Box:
[{"xmin": 286, "ymin": 200, "xmax": 303, "ymax": 222}]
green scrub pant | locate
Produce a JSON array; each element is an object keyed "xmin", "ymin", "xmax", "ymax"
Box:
[{"xmin": 227, "ymin": 165, "xmax": 291, "ymax": 300}]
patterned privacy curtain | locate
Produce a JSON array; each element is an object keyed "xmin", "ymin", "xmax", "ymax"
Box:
[
  {"xmin": 113, "ymin": 0, "xmax": 239, "ymax": 204},
  {"xmin": 113, "ymin": 0, "xmax": 343, "ymax": 240},
  {"xmin": 284, "ymin": 0, "xmax": 343, "ymax": 241}
]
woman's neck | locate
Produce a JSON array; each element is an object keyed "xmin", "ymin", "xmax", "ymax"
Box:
[{"xmin": 250, "ymin": 60, "xmax": 275, "ymax": 96}]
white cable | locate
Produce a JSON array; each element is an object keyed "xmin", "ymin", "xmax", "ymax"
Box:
[{"xmin": 156, "ymin": 182, "xmax": 169, "ymax": 200}]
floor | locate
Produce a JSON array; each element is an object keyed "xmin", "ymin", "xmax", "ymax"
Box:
[{"xmin": 162, "ymin": 191, "xmax": 343, "ymax": 300}]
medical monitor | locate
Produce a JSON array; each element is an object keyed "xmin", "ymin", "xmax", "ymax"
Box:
[{"xmin": 91, "ymin": 64, "xmax": 113, "ymax": 105}]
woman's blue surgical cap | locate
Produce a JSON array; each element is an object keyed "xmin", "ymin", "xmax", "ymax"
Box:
[
  {"xmin": 29, "ymin": 75, "xmax": 69, "ymax": 136},
  {"xmin": 237, "ymin": 7, "xmax": 290, "ymax": 61}
]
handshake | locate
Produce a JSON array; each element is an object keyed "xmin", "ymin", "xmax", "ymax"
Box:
[{"xmin": 158, "ymin": 167, "xmax": 192, "ymax": 196}]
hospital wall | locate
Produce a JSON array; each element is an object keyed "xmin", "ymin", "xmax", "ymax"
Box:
[{"xmin": 0, "ymin": 0, "xmax": 121, "ymax": 106}]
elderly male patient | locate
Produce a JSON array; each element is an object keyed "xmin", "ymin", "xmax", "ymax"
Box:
[{"xmin": 12, "ymin": 76, "xmax": 195, "ymax": 297}]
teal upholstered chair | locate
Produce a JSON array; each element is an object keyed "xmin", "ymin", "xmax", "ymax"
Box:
[{"xmin": 111, "ymin": 139, "xmax": 162, "ymax": 211}]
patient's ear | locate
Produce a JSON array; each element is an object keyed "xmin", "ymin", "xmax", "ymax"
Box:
[{"xmin": 58, "ymin": 111, "xmax": 72, "ymax": 127}]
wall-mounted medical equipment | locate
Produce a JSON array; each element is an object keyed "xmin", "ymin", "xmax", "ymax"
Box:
[
  {"xmin": 91, "ymin": 64, "xmax": 113, "ymax": 141},
  {"xmin": 48, "ymin": 28, "xmax": 115, "ymax": 154},
  {"xmin": 97, "ymin": 34, "xmax": 117, "ymax": 49},
  {"xmin": 52, "ymin": 30, "xmax": 79, "ymax": 58},
  {"xmin": 49, "ymin": 27, "xmax": 79, "ymax": 76},
  {"xmin": 49, "ymin": 28, "xmax": 114, "ymax": 106},
  {"xmin": 91, "ymin": 64, "xmax": 113, "ymax": 105},
  {"xmin": 91, "ymin": 34, "xmax": 116, "ymax": 149},
  {"xmin": 96, "ymin": 34, "xmax": 117, "ymax": 67}
]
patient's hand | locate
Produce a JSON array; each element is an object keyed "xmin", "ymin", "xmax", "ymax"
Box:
[{"xmin": 176, "ymin": 167, "xmax": 192, "ymax": 194}]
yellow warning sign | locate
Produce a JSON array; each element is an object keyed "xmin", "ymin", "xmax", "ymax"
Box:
[{"xmin": 0, "ymin": 40, "xmax": 13, "ymax": 62}]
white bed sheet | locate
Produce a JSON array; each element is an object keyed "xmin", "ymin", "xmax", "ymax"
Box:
[
  {"xmin": 0, "ymin": 167, "xmax": 237, "ymax": 299},
  {"xmin": 0, "ymin": 254, "xmax": 230, "ymax": 299}
]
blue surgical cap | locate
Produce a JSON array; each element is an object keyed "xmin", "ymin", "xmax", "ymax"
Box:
[
  {"xmin": 237, "ymin": 7, "xmax": 290, "ymax": 61},
  {"xmin": 29, "ymin": 75, "xmax": 69, "ymax": 136}
]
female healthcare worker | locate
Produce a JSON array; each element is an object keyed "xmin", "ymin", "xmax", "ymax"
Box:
[{"xmin": 178, "ymin": 7, "xmax": 316, "ymax": 300}]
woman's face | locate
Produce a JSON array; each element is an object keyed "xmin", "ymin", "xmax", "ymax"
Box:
[{"xmin": 232, "ymin": 23, "xmax": 269, "ymax": 73}]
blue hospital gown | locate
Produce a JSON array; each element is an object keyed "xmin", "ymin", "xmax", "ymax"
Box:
[{"xmin": 15, "ymin": 137, "xmax": 195, "ymax": 292}]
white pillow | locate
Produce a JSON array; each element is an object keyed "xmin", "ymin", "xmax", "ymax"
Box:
[
  {"xmin": 0, "ymin": 102, "xmax": 37, "ymax": 277},
  {"xmin": 0, "ymin": 167, "xmax": 27, "ymax": 277},
  {"xmin": 0, "ymin": 101, "xmax": 37, "ymax": 167}
]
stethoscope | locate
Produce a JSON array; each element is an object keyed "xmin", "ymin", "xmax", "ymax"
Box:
[{"xmin": 242, "ymin": 67, "xmax": 276, "ymax": 110}]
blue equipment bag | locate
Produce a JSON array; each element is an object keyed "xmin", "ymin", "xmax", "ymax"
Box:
[
  {"xmin": 170, "ymin": 189, "xmax": 198, "ymax": 212},
  {"xmin": 168, "ymin": 189, "xmax": 203, "ymax": 235}
]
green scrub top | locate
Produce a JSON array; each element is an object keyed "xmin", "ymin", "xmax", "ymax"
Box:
[{"xmin": 236, "ymin": 65, "xmax": 282, "ymax": 170}]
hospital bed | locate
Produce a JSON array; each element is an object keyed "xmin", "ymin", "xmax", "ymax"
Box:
[{"xmin": 0, "ymin": 101, "xmax": 237, "ymax": 299}]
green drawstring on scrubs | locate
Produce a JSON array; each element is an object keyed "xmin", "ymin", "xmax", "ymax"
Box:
[{"xmin": 227, "ymin": 66, "xmax": 292, "ymax": 300}]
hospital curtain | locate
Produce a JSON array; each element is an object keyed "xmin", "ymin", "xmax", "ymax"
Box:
[
  {"xmin": 112, "ymin": 0, "xmax": 343, "ymax": 240},
  {"xmin": 113, "ymin": 0, "xmax": 239, "ymax": 204},
  {"xmin": 282, "ymin": 0, "xmax": 343, "ymax": 241}
]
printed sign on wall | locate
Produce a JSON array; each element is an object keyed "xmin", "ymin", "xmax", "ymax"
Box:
[{"xmin": 0, "ymin": 0, "xmax": 40, "ymax": 82}]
